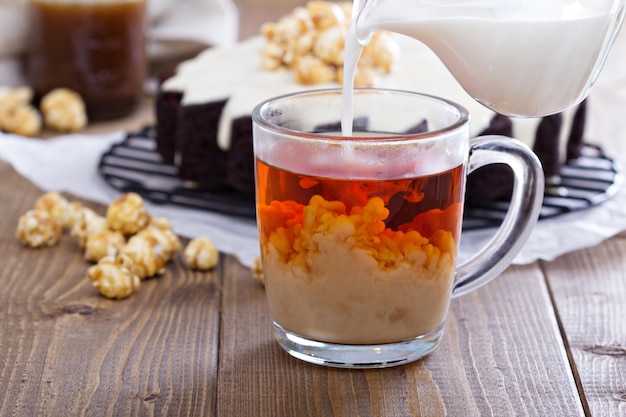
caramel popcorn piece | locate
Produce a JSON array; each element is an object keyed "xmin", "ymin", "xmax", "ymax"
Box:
[
  {"xmin": 71, "ymin": 206, "xmax": 109, "ymax": 248},
  {"xmin": 106, "ymin": 192, "xmax": 151, "ymax": 236},
  {"xmin": 313, "ymin": 26, "xmax": 347, "ymax": 66},
  {"xmin": 0, "ymin": 86, "xmax": 42, "ymax": 137},
  {"xmin": 84, "ymin": 229, "xmax": 126, "ymax": 263},
  {"xmin": 137, "ymin": 225, "xmax": 181, "ymax": 261},
  {"xmin": 0, "ymin": 86, "xmax": 33, "ymax": 109},
  {"xmin": 260, "ymin": 43, "xmax": 284, "ymax": 70},
  {"xmin": 293, "ymin": 31, "xmax": 315, "ymax": 58},
  {"xmin": 262, "ymin": 6, "xmax": 313, "ymax": 45},
  {"xmin": 0, "ymin": 104, "xmax": 42, "ymax": 137},
  {"xmin": 87, "ymin": 256, "xmax": 140, "ymax": 299},
  {"xmin": 40, "ymin": 88, "xmax": 87, "ymax": 132},
  {"xmin": 306, "ymin": 0, "xmax": 346, "ymax": 29},
  {"xmin": 150, "ymin": 216, "xmax": 174, "ymax": 231},
  {"xmin": 0, "ymin": 86, "xmax": 88, "ymax": 135},
  {"xmin": 117, "ymin": 234, "xmax": 167, "ymax": 279},
  {"xmin": 360, "ymin": 31, "xmax": 400, "ymax": 73},
  {"xmin": 184, "ymin": 236, "xmax": 219, "ymax": 271},
  {"xmin": 294, "ymin": 55, "xmax": 337, "ymax": 84},
  {"xmin": 252, "ymin": 256, "xmax": 265, "ymax": 285},
  {"xmin": 16, "ymin": 209, "xmax": 62, "ymax": 248},
  {"xmin": 34, "ymin": 191, "xmax": 82, "ymax": 229}
]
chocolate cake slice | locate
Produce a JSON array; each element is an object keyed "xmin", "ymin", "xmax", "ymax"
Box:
[
  {"xmin": 465, "ymin": 114, "xmax": 515, "ymax": 203},
  {"xmin": 176, "ymin": 100, "xmax": 229, "ymax": 186},
  {"xmin": 225, "ymin": 115, "xmax": 255, "ymax": 194},
  {"xmin": 152, "ymin": 25, "xmax": 590, "ymax": 204},
  {"xmin": 465, "ymin": 100, "xmax": 588, "ymax": 203},
  {"xmin": 155, "ymin": 74, "xmax": 182, "ymax": 165}
]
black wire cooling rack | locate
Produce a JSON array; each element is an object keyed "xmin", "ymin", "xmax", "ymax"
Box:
[
  {"xmin": 98, "ymin": 126, "xmax": 256, "ymax": 218},
  {"xmin": 462, "ymin": 143, "xmax": 623, "ymax": 229},
  {"xmin": 98, "ymin": 127, "xmax": 623, "ymax": 230}
]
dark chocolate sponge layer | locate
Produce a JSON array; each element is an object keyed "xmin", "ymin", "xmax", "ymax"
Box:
[{"xmin": 154, "ymin": 89, "xmax": 587, "ymax": 202}]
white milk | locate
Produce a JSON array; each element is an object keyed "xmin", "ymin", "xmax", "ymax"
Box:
[{"xmin": 342, "ymin": 0, "xmax": 623, "ymax": 135}]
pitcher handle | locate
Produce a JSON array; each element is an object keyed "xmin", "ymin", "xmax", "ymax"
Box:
[{"xmin": 452, "ymin": 135, "xmax": 545, "ymax": 298}]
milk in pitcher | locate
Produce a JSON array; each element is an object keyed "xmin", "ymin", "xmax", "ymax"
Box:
[{"xmin": 342, "ymin": 0, "xmax": 625, "ymax": 134}]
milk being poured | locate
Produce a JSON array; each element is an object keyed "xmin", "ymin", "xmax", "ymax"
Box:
[{"xmin": 342, "ymin": 0, "xmax": 625, "ymax": 136}]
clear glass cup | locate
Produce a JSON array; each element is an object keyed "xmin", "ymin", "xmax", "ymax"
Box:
[{"xmin": 252, "ymin": 88, "xmax": 545, "ymax": 368}]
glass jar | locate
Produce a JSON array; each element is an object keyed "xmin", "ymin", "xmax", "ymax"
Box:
[{"xmin": 28, "ymin": 0, "xmax": 147, "ymax": 121}]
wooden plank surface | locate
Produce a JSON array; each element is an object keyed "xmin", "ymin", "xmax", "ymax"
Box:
[
  {"xmin": 431, "ymin": 264, "xmax": 585, "ymax": 416},
  {"xmin": 543, "ymin": 239, "xmax": 626, "ymax": 417},
  {"xmin": 0, "ymin": 161, "xmax": 222, "ymax": 416},
  {"xmin": 216, "ymin": 246, "xmax": 585, "ymax": 416}
]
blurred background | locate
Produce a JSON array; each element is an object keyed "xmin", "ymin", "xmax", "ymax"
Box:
[{"xmin": 0, "ymin": 0, "xmax": 308, "ymax": 87}]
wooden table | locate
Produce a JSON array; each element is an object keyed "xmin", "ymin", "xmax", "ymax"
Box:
[
  {"xmin": 2, "ymin": 1, "xmax": 626, "ymax": 416},
  {"xmin": 2, "ymin": 152, "xmax": 625, "ymax": 417}
]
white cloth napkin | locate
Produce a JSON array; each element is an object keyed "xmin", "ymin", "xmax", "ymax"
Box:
[{"xmin": 0, "ymin": 0, "xmax": 239, "ymax": 86}]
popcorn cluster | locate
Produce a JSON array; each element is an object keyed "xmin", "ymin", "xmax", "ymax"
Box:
[
  {"xmin": 260, "ymin": 1, "xmax": 399, "ymax": 87},
  {"xmin": 15, "ymin": 191, "xmax": 239, "ymax": 300},
  {"xmin": 0, "ymin": 86, "xmax": 87, "ymax": 137},
  {"xmin": 88, "ymin": 257, "xmax": 140, "ymax": 300},
  {"xmin": 16, "ymin": 210, "xmax": 63, "ymax": 248},
  {"xmin": 0, "ymin": 87, "xmax": 41, "ymax": 136},
  {"xmin": 40, "ymin": 88, "xmax": 88, "ymax": 133},
  {"xmin": 183, "ymin": 237, "xmax": 219, "ymax": 271}
]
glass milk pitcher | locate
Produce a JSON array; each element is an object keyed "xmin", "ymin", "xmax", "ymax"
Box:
[{"xmin": 349, "ymin": 0, "xmax": 625, "ymax": 117}]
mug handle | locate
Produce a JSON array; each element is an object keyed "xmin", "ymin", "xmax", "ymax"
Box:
[{"xmin": 452, "ymin": 135, "xmax": 545, "ymax": 298}]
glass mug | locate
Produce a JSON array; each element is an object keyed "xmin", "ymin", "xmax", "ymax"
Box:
[
  {"xmin": 28, "ymin": 0, "xmax": 147, "ymax": 121},
  {"xmin": 252, "ymin": 88, "xmax": 544, "ymax": 368}
]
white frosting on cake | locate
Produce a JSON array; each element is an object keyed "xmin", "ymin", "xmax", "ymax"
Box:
[{"xmin": 163, "ymin": 33, "xmax": 582, "ymax": 157}]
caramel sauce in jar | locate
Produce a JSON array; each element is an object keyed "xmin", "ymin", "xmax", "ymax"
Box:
[{"xmin": 28, "ymin": 0, "xmax": 147, "ymax": 121}]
